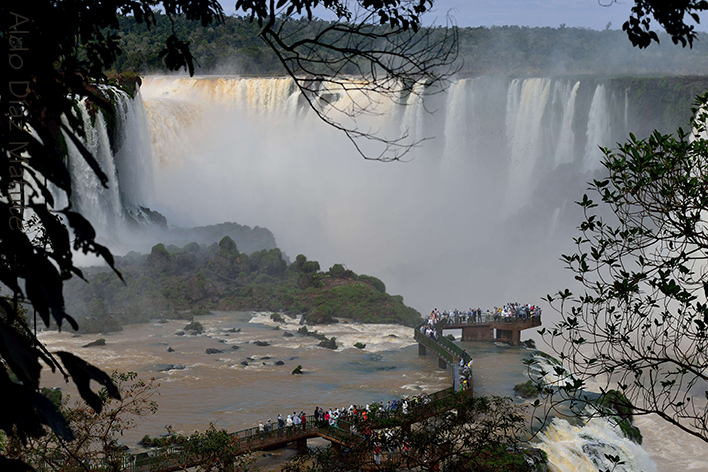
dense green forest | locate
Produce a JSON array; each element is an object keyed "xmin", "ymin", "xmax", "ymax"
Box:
[
  {"xmin": 110, "ymin": 13, "xmax": 708, "ymax": 76},
  {"xmin": 62, "ymin": 237, "xmax": 421, "ymax": 333}
]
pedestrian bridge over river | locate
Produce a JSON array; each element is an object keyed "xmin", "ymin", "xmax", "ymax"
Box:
[
  {"xmin": 119, "ymin": 387, "xmax": 472, "ymax": 472},
  {"xmin": 111, "ymin": 322, "xmax": 482, "ymax": 471},
  {"xmin": 414, "ymin": 315, "xmax": 541, "ymax": 389}
]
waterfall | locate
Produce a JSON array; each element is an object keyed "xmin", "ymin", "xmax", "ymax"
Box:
[
  {"xmin": 553, "ymin": 80, "xmax": 581, "ymax": 167},
  {"xmin": 62, "ymin": 99, "xmax": 123, "ymax": 233},
  {"xmin": 505, "ymin": 78, "xmax": 552, "ymax": 214},
  {"xmin": 583, "ymin": 84, "xmax": 612, "ymax": 171},
  {"xmin": 112, "ymin": 87, "xmax": 155, "ymax": 208},
  {"xmin": 56, "ymin": 85, "xmax": 160, "ymax": 241},
  {"xmin": 398, "ymin": 81, "xmax": 429, "ymax": 152},
  {"xmin": 133, "ymin": 76, "xmax": 636, "ymax": 321},
  {"xmin": 442, "ymin": 79, "xmax": 471, "ymax": 165},
  {"xmin": 124, "ymin": 75, "xmax": 683, "ymax": 314},
  {"xmin": 142, "ymin": 96, "xmax": 202, "ymax": 167}
]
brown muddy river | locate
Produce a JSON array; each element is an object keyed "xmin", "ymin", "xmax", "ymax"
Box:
[{"xmin": 39, "ymin": 311, "xmax": 450, "ymax": 445}]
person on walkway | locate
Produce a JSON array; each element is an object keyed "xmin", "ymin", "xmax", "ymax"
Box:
[
  {"xmin": 277, "ymin": 414, "xmax": 284, "ymax": 436},
  {"xmin": 258, "ymin": 420, "xmax": 264, "ymax": 439},
  {"xmin": 374, "ymin": 442, "xmax": 382, "ymax": 465}
]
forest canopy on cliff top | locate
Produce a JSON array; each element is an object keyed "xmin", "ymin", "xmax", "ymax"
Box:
[{"xmin": 111, "ymin": 13, "xmax": 708, "ymax": 76}]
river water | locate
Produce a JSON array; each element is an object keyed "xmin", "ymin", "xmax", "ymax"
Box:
[{"xmin": 38, "ymin": 311, "xmax": 708, "ymax": 471}]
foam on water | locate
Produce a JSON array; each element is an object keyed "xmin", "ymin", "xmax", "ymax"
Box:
[
  {"xmin": 633, "ymin": 414, "xmax": 708, "ymax": 470},
  {"xmin": 247, "ymin": 311, "xmax": 416, "ymax": 351},
  {"xmin": 537, "ymin": 416, "xmax": 657, "ymax": 472}
]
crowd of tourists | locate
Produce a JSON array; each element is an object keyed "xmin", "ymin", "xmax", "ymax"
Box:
[
  {"xmin": 253, "ymin": 385, "xmax": 475, "ymax": 465},
  {"xmin": 257, "ymin": 411, "xmax": 309, "ymax": 437},
  {"xmin": 424, "ymin": 303, "xmax": 542, "ymax": 328},
  {"xmin": 419, "ymin": 303, "xmax": 542, "ymax": 391},
  {"xmin": 459, "ymin": 353, "xmax": 473, "ymax": 390},
  {"xmin": 255, "ymin": 393, "xmax": 436, "ymax": 439}
]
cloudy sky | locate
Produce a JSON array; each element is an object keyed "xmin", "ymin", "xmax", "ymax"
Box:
[
  {"xmin": 426, "ymin": 0, "xmax": 634, "ymax": 29},
  {"xmin": 219, "ymin": 0, "xmax": 641, "ymax": 30}
]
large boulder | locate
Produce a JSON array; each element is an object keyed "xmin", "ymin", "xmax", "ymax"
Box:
[{"xmin": 82, "ymin": 338, "xmax": 106, "ymax": 348}]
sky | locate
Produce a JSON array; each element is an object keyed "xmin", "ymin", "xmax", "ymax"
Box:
[
  {"xmin": 218, "ymin": 0, "xmax": 639, "ymax": 31},
  {"xmin": 411, "ymin": 0, "xmax": 634, "ymax": 30}
]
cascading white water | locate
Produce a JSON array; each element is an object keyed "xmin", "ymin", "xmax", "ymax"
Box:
[
  {"xmin": 53, "ymin": 85, "xmax": 161, "ymax": 252},
  {"xmin": 111, "ymin": 87, "xmax": 156, "ymax": 208},
  {"xmin": 135, "ymin": 75, "xmax": 631, "ymax": 315},
  {"xmin": 553, "ymin": 80, "xmax": 581, "ymax": 167},
  {"xmin": 505, "ymin": 78, "xmax": 553, "ymax": 214},
  {"xmin": 442, "ymin": 79, "xmax": 469, "ymax": 160},
  {"xmin": 538, "ymin": 417, "xmax": 657, "ymax": 472},
  {"xmin": 398, "ymin": 81, "xmax": 429, "ymax": 148},
  {"xmin": 526, "ymin": 354, "xmax": 658, "ymax": 471},
  {"xmin": 63, "ymin": 100, "xmax": 123, "ymax": 233},
  {"xmin": 583, "ymin": 84, "xmax": 612, "ymax": 171}
]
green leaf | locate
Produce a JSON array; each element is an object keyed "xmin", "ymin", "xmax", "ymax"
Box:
[
  {"xmin": 56, "ymin": 351, "xmax": 120, "ymax": 413},
  {"xmin": 32, "ymin": 391, "xmax": 74, "ymax": 441},
  {"xmin": 0, "ymin": 320, "xmax": 41, "ymax": 389}
]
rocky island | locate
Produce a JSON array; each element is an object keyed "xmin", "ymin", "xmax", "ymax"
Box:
[{"xmin": 62, "ymin": 236, "xmax": 420, "ymax": 334}]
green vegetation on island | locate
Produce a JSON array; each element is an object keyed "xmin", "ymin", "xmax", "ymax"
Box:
[
  {"xmin": 513, "ymin": 380, "xmax": 541, "ymax": 399},
  {"xmin": 184, "ymin": 321, "xmax": 204, "ymax": 333},
  {"xmin": 62, "ymin": 237, "xmax": 420, "ymax": 333},
  {"xmin": 597, "ymin": 390, "xmax": 643, "ymax": 444}
]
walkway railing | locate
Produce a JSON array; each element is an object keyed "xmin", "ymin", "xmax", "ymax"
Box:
[
  {"xmin": 442, "ymin": 313, "xmax": 542, "ymax": 326},
  {"xmin": 414, "ymin": 322, "xmax": 467, "ymax": 366},
  {"xmin": 415, "ymin": 322, "xmax": 454, "ymax": 364},
  {"xmin": 116, "ymin": 386, "xmax": 472, "ymax": 472}
]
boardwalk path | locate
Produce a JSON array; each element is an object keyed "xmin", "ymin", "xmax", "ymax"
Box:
[{"xmin": 118, "ymin": 323, "xmax": 478, "ymax": 472}]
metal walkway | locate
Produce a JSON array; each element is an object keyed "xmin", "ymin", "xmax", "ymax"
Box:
[{"xmin": 118, "ymin": 387, "xmax": 472, "ymax": 472}]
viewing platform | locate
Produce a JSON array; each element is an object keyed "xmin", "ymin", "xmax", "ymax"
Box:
[
  {"xmin": 414, "ymin": 313, "xmax": 541, "ymax": 388},
  {"xmin": 443, "ymin": 315, "xmax": 542, "ymax": 346}
]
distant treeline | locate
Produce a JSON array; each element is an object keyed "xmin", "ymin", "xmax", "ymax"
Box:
[
  {"xmin": 63, "ymin": 237, "xmax": 421, "ymax": 333},
  {"xmin": 110, "ymin": 13, "xmax": 708, "ymax": 76}
]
